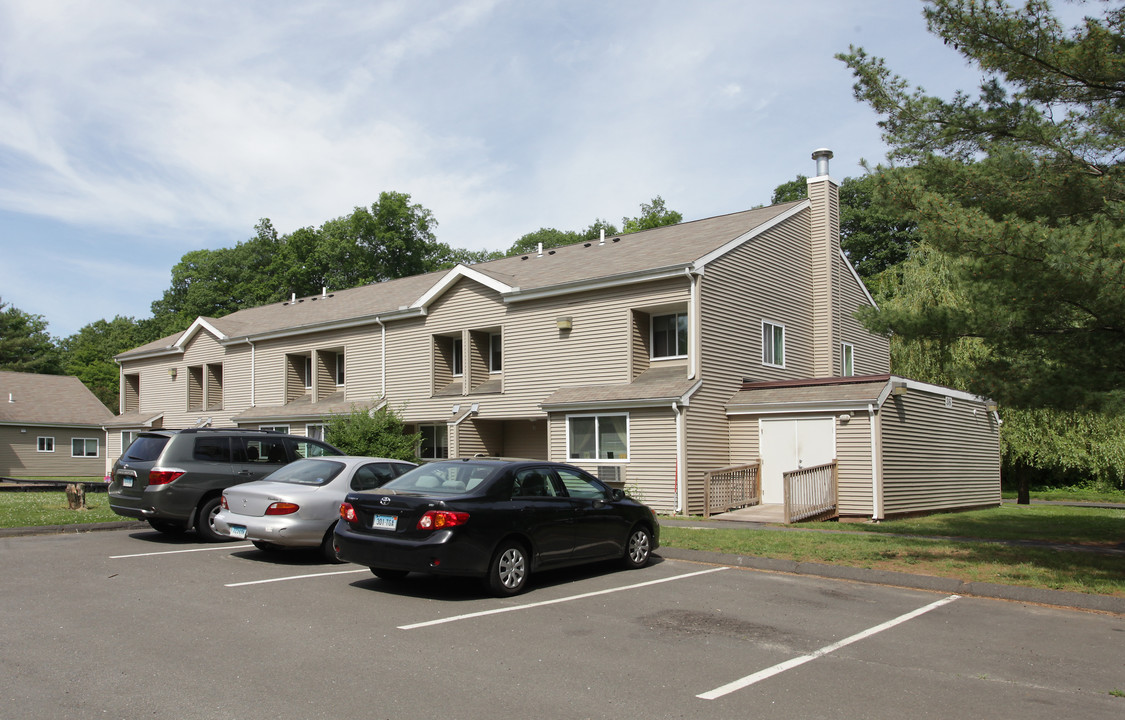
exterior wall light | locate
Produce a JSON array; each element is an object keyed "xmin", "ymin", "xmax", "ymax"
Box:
[
  {"xmin": 556, "ymin": 316, "xmax": 573, "ymax": 331},
  {"xmin": 890, "ymin": 381, "xmax": 908, "ymax": 396},
  {"xmin": 168, "ymin": 367, "xmax": 178, "ymax": 379}
]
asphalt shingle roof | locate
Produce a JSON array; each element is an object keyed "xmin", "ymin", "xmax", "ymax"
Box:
[{"xmin": 0, "ymin": 371, "xmax": 116, "ymax": 426}]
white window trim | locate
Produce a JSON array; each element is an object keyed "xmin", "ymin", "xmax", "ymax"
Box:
[
  {"xmin": 37, "ymin": 436, "xmax": 55, "ymax": 453},
  {"xmin": 565, "ymin": 413, "xmax": 630, "ymax": 463},
  {"xmin": 71, "ymin": 438, "xmax": 99, "ymax": 458},
  {"xmin": 305, "ymin": 423, "xmax": 325, "ymax": 441},
  {"xmin": 650, "ymin": 312, "xmax": 688, "ymax": 360},
  {"xmin": 841, "ymin": 342, "xmax": 855, "ymax": 377},
  {"xmin": 260, "ymin": 425, "xmax": 290, "ymax": 434},
  {"xmin": 762, "ymin": 320, "xmax": 786, "ymax": 368}
]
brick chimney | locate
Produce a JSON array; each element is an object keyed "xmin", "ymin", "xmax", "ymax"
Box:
[{"xmin": 807, "ymin": 149, "xmax": 840, "ymax": 377}]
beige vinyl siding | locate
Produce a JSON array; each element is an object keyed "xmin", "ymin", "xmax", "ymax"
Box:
[
  {"xmin": 836, "ymin": 412, "xmax": 875, "ymax": 516},
  {"xmin": 314, "ymin": 350, "xmax": 335, "ymax": 400},
  {"xmin": 879, "ymin": 392, "xmax": 1001, "ymax": 516},
  {"xmin": 808, "ymin": 178, "xmax": 840, "ymax": 376},
  {"xmin": 547, "ymin": 407, "xmax": 678, "ymax": 513},
  {"xmin": 122, "ymin": 374, "xmax": 139, "ymax": 413},
  {"xmin": 726, "ymin": 415, "xmax": 760, "ymax": 465},
  {"xmin": 454, "ymin": 418, "xmax": 504, "ymax": 457},
  {"xmin": 687, "ymin": 211, "xmax": 816, "ymax": 513},
  {"xmin": 206, "ymin": 364, "xmax": 223, "ymax": 410},
  {"xmin": 253, "ymin": 327, "xmax": 383, "ymax": 409},
  {"xmin": 837, "ymin": 261, "xmax": 891, "ymax": 375},
  {"xmin": 468, "ymin": 330, "xmax": 491, "ymax": 392},
  {"xmin": 500, "ymin": 420, "xmax": 548, "ymax": 459},
  {"xmin": 630, "ymin": 310, "xmax": 650, "ymax": 380},
  {"xmin": 0, "ymin": 425, "xmax": 107, "ymax": 477}
]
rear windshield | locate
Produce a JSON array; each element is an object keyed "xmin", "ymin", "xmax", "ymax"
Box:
[
  {"xmin": 262, "ymin": 459, "xmax": 346, "ymax": 486},
  {"xmin": 121, "ymin": 435, "xmax": 169, "ymax": 462},
  {"xmin": 382, "ymin": 461, "xmax": 498, "ymax": 495}
]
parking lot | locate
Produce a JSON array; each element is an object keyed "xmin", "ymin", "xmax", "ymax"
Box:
[{"xmin": 1, "ymin": 528, "xmax": 1121, "ymax": 720}]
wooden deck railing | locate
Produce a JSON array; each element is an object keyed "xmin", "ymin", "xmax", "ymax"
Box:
[
  {"xmin": 703, "ymin": 463, "xmax": 760, "ymax": 518},
  {"xmin": 783, "ymin": 461, "xmax": 838, "ymax": 523}
]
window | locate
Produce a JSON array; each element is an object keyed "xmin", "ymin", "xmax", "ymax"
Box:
[
  {"xmin": 304, "ymin": 356, "xmax": 313, "ymax": 389},
  {"xmin": 305, "ymin": 424, "xmax": 325, "ymax": 441},
  {"xmin": 762, "ymin": 321, "xmax": 786, "ymax": 367},
  {"xmin": 259, "ymin": 425, "xmax": 290, "ymax": 434},
  {"xmin": 490, "ymin": 333, "xmax": 502, "ymax": 373},
  {"xmin": 452, "ymin": 338, "xmax": 464, "ymax": 377},
  {"xmin": 37, "ymin": 437, "xmax": 54, "ymax": 453},
  {"xmin": 567, "ymin": 414, "xmax": 628, "ymax": 461},
  {"xmin": 71, "ymin": 438, "xmax": 99, "ymax": 457},
  {"xmin": 192, "ymin": 437, "xmax": 231, "ymax": 463},
  {"xmin": 652, "ymin": 313, "xmax": 688, "ymax": 358},
  {"xmin": 841, "ymin": 343, "xmax": 855, "ymax": 377},
  {"xmin": 335, "ymin": 352, "xmax": 345, "ymax": 386},
  {"xmin": 121, "ymin": 431, "xmax": 136, "ymax": 453},
  {"xmin": 419, "ymin": 424, "xmax": 449, "ymax": 460}
]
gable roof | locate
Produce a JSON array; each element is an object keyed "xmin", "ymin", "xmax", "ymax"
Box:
[
  {"xmin": 0, "ymin": 371, "xmax": 115, "ymax": 426},
  {"xmin": 117, "ymin": 201, "xmax": 807, "ymax": 360}
]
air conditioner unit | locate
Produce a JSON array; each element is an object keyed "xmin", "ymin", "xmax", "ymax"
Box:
[{"xmin": 597, "ymin": 465, "xmax": 624, "ymax": 486}]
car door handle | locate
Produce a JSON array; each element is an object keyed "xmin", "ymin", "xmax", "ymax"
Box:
[{"xmin": 236, "ymin": 470, "xmax": 252, "ymax": 477}]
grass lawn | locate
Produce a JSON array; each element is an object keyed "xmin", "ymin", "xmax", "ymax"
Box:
[
  {"xmin": 1001, "ymin": 487, "xmax": 1125, "ymax": 503},
  {"xmin": 660, "ymin": 504, "xmax": 1125, "ymax": 597},
  {"xmin": 0, "ymin": 490, "xmax": 124, "ymax": 528}
]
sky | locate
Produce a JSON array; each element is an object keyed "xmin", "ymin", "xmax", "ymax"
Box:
[{"xmin": 0, "ymin": 0, "xmax": 1000, "ymax": 338}]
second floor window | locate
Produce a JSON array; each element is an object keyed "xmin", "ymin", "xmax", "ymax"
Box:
[
  {"xmin": 304, "ymin": 356, "xmax": 314, "ymax": 389},
  {"xmin": 652, "ymin": 313, "xmax": 688, "ymax": 358},
  {"xmin": 842, "ymin": 343, "xmax": 855, "ymax": 377},
  {"xmin": 452, "ymin": 338, "xmax": 464, "ymax": 377},
  {"xmin": 490, "ymin": 333, "xmax": 502, "ymax": 373},
  {"xmin": 762, "ymin": 321, "xmax": 785, "ymax": 368},
  {"xmin": 335, "ymin": 353, "xmax": 345, "ymax": 386}
]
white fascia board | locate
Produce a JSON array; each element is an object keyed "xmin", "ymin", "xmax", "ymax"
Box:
[
  {"xmin": 504, "ymin": 265, "xmax": 691, "ymax": 304},
  {"xmin": 692, "ymin": 200, "xmax": 810, "ymax": 272},
  {"xmin": 841, "ymin": 249, "xmax": 878, "ymax": 309},
  {"xmin": 883, "ymin": 376, "xmax": 993, "ymax": 405},
  {"xmin": 412, "ymin": 265, "xmax": 514, "ymax": 310},
  {"xmin": 540, "ymin": 397, "xmax": 685, "ymax": 412},
  {"xmin": 2, "ymin": 421, "xmax": 109, "ymax": 430},
  {"xmin": 116, "ymin": 346, "xmax": 182, "ymax": 362},
  {"xmin": 177, "ymin": 317, "xmax": 228, "ymax": 349}
]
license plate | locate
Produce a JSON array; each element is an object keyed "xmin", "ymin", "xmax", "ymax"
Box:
[
  {"xmin": 372, "ymin": 514, "xmax": 397, "ymax": 531},
  {"xmin": 228, "ymin": 525, "xmax": 247, "ymax": 539},
  {"xmin": 122, "ymin": 477, "xmax": 134, "ymax": 488}
]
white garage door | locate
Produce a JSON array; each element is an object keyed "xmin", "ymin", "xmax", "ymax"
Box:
[{"xmin": 759, "ymin": 417, "xmax": 836, "ymax": 503}]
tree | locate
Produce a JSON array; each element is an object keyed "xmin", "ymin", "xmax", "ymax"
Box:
[
  {"xmin": 0, "ymin": 299, "xmax": 61, "ymax": 374},
  {"xmin": 838, "ymin": 0, "xmax": 1125, "ymax": 412},
  {"xmin": 323, "ymin": 405, "xmax": 421, "ymax": 460},
  {"xmin": 622, "ymin": 196, "xmax": 683, "ymax": 234},
  {"xmin": 770, "ymin": 174, "xmax": 918, "ymax": 280}
]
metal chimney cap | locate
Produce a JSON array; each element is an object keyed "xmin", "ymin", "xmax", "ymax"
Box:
[{"xmin": 811, "ymin": 148, "xmax": 833, "ymax": 177}]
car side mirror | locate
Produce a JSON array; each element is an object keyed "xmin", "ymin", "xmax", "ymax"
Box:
[{"xmin": 610, "ymin": 488, "xmax": 624, "ymax": 501}]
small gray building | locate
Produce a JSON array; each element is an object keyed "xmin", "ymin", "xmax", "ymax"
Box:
[
  {"xmin": 0, "ymin": 371, "xmax": 114, "ymax": 478},
  {"xmin": 726, "ymin": 374, "xmax": 1001, "ymax": 520}
]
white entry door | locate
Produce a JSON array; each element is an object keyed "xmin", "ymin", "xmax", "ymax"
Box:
[{"xmin": 759, "ymin": 417, "xmax": 836, "ymax": 503}]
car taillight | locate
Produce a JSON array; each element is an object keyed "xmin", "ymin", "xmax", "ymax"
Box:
[
  {"xmin": 147, "ymin": 469, "xmax": 185, "ymax": 485},
  {"xmin": 417, "ymin": 510, "xmax": 469, "ymax": 530},
  {"xmin": 220, "ymin": 495, "xmax": 228, "ymax": 510},
  {"xmin": 265, "ymin": 502, "xmax": 299, "ymax": 515},
  {"xmin": 340, "ymin": 502, "xmax": 358, "ymax": 523}
]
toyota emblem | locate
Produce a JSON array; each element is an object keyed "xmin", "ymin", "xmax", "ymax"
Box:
[{"xmin": 379, "ymin": 496, "xmax": 391, "ymax": 506}]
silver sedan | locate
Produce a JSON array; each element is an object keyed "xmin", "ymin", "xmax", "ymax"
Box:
[{"xmin": 215, "ymin": 456, "xmax": 416, "ymax": 561}]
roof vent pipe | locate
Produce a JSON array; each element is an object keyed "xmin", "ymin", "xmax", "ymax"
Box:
[
  {"xmin": 812, "ymin": 148, "xmax": 833, "ymax": 177},
  {"xmin": 291, "ymin": 292, "xmax": 296, "ymax": 304},
  {"xmin": 599, "ymin": 228, "xmax": 605, "ymax": 245},
  {"xmin": 8, "ymin": 393, "xmax": 12, "ymax": 403},
  {"xmin": 322, "ymin": 287, "xmax": 327, "ymax": 298},
  {"xmin": 537, "ymin": 242, "xmax": 543, "ymax": 257}
]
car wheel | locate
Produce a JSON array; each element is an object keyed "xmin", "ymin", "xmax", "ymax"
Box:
[
  {"xmin": 370, "ymin": 568, "xmax": 409, "ymax": 580},
  {"xmin": 147, "ymin": 519, "xmax": 187, "ymax": 536},
  {"xmin": 320, "ymin": 528, "xmax": 343, "ymax": 564},
  {"xmin": 622, "ymin": 525, "xmax": 652, "ymax": 569},
  {"xmin": 194, "ymin": 496, "xmax": 231, "ymax": 543},
  {"xmin": 487, "ymin": 540, "xmax": 529, "ymax": 596},
  {"xmin": 252, "ymin": 540, "xmax": 279, "ymax": 552}
]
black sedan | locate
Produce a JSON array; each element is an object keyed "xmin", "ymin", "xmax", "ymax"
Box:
[{"xmin": 333, "ymin": 458, "xmax": 659, "ymax": 595}]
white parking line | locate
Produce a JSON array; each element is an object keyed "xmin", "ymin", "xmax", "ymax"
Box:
[
  {"xmin": 110, "ymin": 544, "xmax": 254, "ymax": 559},
  {"xmin": 398, "ymin": 566, "xmax": 729, "ymax": 630},
  {"xmin": 697, "ymin": 594, "xmax": 961, "ymax": 700},
  {"xmin": 225, "ymin": 568, "xmax": 371, "ymax": 587}
]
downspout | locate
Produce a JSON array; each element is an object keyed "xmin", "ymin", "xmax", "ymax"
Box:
[
  {"xmin": 374, "ymin": 317, "xmax": 386, "ymax": 398},
  {"xmin": 247, "ymin": 339, "xmax": 256, "ymax": 407},
  {"xmin": 868, "ymin": 403, "xmax": 880, "ymax": 521},
  {"xmin": 673, "ymin": 400, "xmax": 685, "ymax": 514}
]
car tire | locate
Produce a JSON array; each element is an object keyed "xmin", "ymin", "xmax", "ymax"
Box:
[
  {"xmin": 147, "ymin": 519, "xmax": 187, "ymax": 536},
  {"xmin": 622, "ymin": 525, "xmax": 653, "ymax": 569},
  {"xmin": 320, "ymin": 529, "xmax": 343, "ymax": 564},
  {"xmin": 370, "ymin": 568, "xmax": 409, "ymax": 580},
  {"xmin": 252, "ymin": 540, "xmax": 280, "ymax": 552},
  {"xmin": 486, "ymin": 540, "xmax": 529, "ymax": 596},
  {"xmin": 194, "ymin": 496, "xmax": 231, "ymax": 543}
]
